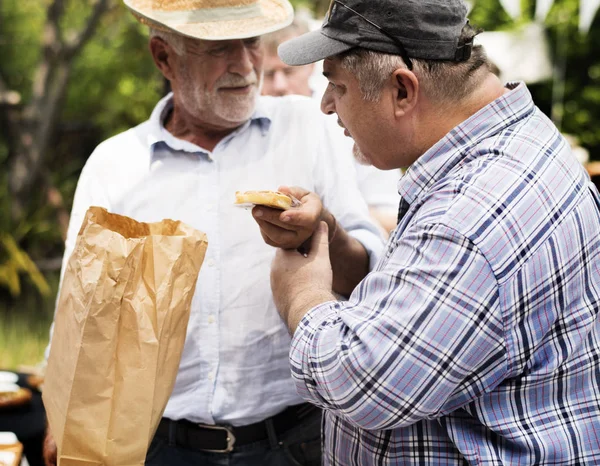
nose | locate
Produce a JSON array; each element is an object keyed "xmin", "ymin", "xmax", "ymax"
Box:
[
  {"xmin": 229, "ymin": 41, "xmax": 255, "ymax": 76},
  {"xmin": 272, "ymin": 70, "xmax": 289, "ymax": 96},
  {"xmin": 321, "ymin": 87, "xmax": 335, "ymax": 115}
]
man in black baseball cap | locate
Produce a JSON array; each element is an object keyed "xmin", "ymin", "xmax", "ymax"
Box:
[
  {"xmin": 258, "ymin": 1, "xmax": 600, "ymax": 465},
  {"xmin": 279, "ymin": 0, "xmax": 473, "ymax": 66}
]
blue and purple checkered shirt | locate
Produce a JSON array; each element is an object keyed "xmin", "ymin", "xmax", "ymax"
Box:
[{"xmin": 290, "ymin": 83, "xmax": 600, "ymax": 465}]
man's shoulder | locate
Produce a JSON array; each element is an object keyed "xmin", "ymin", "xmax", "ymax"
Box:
[
  {"xmin": 93, "ymin": 120, "xmax": 152, "ymax": 155},
  {"xmin": 258, "ymin": 95, "xmax": 323, "ymax": 121},
  {"xmin": 87, "ymin": 120, "xmax": 153, "ymax": 168},
  {"xmin": 257, "ymin": 95, "xmax": 345, "ymax": 146},
  {"xmin": 417, "ymin": 136, "xmax": 584, "ymax": 266}
]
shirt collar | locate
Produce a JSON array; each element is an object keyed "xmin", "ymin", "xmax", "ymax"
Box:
[
  {"xmin": 146, "ymin": 93, "xmax": 272, "ymax": 154},
  {"xmin": 397, "ymin": 82, "xmax": 535, "ymax": 205}
]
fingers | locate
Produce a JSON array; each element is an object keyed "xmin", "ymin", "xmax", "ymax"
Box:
[
  {"xmin": 280, "ymin": 197, "xmax": 322, "ymax": 227},
  {"xmin": 252, "ymin": 206, "xmax": 297, "ymax": 230},
  {"xmin": 43, "ymin": 429, "xmax": 57, "ymax": 466},
  {"xmin": 309, "ymin": 221, "xmax": 330, "ymax": 259},
  {"xmin": 250, "ymin": 188, "xmax": 324, "ymax": 250},
  {"xmin": 278, "ymin": 185, "xmax": 310, "ymax": 200},
  {"xmin": 257, "ymin": 219, "xmax": 301, "ymax": 249}
]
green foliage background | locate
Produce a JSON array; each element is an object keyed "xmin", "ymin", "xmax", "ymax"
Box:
[
  {"xmin": 0, "ymin": 0, "xmax": 598, "ymax": 368},
  {"xmin": 469, "ymin": 0, "xmax": 600, "ymax": 155}
]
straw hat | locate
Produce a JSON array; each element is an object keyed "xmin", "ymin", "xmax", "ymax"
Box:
[{"xmin": 124, "ymin": 0, "xmax": 294, "ymax": 40}]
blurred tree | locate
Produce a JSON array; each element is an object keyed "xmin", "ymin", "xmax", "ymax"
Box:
[
  {"xmin": 0, "ymin": 0, "xmax": 598, "ymax": 304},
  {"xmin": 467, "ymin": 0, "xmax": 600, "ymax": 159},
  {"xmin": 1, "ymin": 0, "xmax": 112, "ymax": 221},
  {"xmin": 0, "ymin": 0, "xmax": 162, "ymax": 299}
]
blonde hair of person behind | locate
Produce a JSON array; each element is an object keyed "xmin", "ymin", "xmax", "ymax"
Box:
[
  {"xmin": 338, "ymin": 23, "xmax": 492, "ymax": 104},
  {"xmin": 262, "ymin": 10, "xmax": 313, "ymax": 55}
]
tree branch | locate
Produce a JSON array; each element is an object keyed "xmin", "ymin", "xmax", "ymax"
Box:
[
  {"xmin": 27, "ymin": 0, "xmax": 66, "ymax": 118},
  {"xmin": 0, "ymin": 0, "xmax": 4, "ymax": 41},
  {"xmin": 0, "ymin": 71, "xmax": 21, "ymax": 164},
  {"xmin": 45, "ymin": 0, "xmax": 66, "ymax": 56},
  {"xmin": 64, "ymin": 0, "xmax": 111, "ymax": 59},
  {"xmin": 0, "ymin": 72, "xmax": 9, "ymax": 94}
]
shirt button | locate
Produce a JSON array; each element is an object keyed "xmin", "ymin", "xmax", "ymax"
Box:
[
  {"xmin": 208, "ymin": 315, "xmax": 215, "ymax": 324},
  {"xmin": 208, "ymin": 371, "xmax": 215, "ymax": 381},
  {"xmin": 207, "ymin": 258, "xmax": 215, "ymax": 267}
]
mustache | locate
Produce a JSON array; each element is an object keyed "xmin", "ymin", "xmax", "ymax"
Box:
[{"xmin": 217, "ymin": 72, "xmax": 258, "ymax": 88}]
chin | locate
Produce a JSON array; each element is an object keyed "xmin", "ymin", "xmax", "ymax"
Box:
[
  {"xmin": 352, "ymin": 143, "xmax": 372, "ymax": 166},
  {"xmin": 218, "ymin": 95, "xmax": 257, "ymax": 124}
]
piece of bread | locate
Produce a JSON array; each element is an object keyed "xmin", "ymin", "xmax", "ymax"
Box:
[
  {"xmin": 26, "ymin": 374, "xmax": 44, "ymax": 392},
  {"xmin": 235, "ymin": 190, "xmax": 299, "ymax": 210},
  {"xmin": 0, "ymin": 432, "xmax": 23, "ymax": 466},
  {"xmin": 0, "ymin": 384, "xmax": 32, "ymax": 409}
]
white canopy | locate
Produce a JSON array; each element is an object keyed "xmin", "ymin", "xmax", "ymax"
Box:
[
  {"xmin": 475, "ymin": 22, "xmax": 553, "ymax": 83},
  {"xmin": 477, "ymin": 0, "xmax": 599, "ymax": 33},
  {"xmin": 580, "ymin": 0, "xmax": 600, "ymax": 33}
]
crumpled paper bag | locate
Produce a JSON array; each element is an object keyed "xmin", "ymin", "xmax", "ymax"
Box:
[{"xmin": 43, "ymin": 206, "xmax": 208, "ymax": 466}]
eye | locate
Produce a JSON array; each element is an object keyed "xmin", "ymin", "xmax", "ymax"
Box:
[
  {"xmin": 208, "ymin": 46, "xmax": 228, "ymax": 57},
  {"xmin": 244, "ymin": 37, "xmax": 261, "ymax": 48}
]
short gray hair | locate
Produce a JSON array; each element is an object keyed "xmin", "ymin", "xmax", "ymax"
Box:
[
  {"xmin": 338, "ymin": 24, "xmax": 491, "ymax": 103},
  {"xmin": 149, "ymin": 27, "xmax": 185, "ymax": 56}
]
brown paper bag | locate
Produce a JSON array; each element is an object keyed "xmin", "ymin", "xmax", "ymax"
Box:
[{"xmin": 43, "ymin": 207, "xmax": 208, "ymax": 466}]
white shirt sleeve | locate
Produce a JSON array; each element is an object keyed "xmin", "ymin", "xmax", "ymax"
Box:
[
  {"xmin": 45, "ymin": 145, "xmax": 113, "ymax": 360},
  {"xmin": 355, "ymin": 163, "xmax": 401, "ymax": 210},
  {"xmin": 312, "ymin": 109, "xmax": 386, "ymax": 270}
]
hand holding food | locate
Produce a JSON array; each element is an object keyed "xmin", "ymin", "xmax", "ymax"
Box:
[
  {"xmin": 240, "ymin": 186, "xmax": 333, "ymax": 251},
  {"xmin": 234, "ymin": 190, "xmax": 301, "ymax": 210}
]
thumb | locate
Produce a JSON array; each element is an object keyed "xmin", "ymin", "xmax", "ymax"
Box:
[
  {"xmin": 278, "ymin": 185, "xmax": 310, "ymax": 200},
  {"xmin": 308, "ymin": 221, "xmax": 330, "ymax": 259}
]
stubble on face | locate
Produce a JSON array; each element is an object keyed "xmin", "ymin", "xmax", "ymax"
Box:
[
  {"xmin": 352, "ymin": 142, "xmax": 371, "ymax": 166},
  {"xmin": 178, "ymin": 60, "xmax": 261, "ymax": 128}
]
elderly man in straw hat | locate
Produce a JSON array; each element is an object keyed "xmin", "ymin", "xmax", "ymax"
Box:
[
  {"xmin": 42, "ymin": 0, "xmax": 386, "ymax": 465},
  {"xmin": 262, "ymin": 0, "xmax": 600, "ymax": 464}
]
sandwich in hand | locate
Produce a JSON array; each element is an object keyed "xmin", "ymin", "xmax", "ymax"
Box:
[{"xmin": 235, "ymin": 190, "xmax": 300, "ymax": 210}]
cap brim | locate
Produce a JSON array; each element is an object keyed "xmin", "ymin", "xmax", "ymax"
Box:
[{"xmin": 278, "ymin": 30, "xmax": 355, "ymax": 66}]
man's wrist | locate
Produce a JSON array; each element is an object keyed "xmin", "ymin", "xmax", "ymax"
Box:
[
  {"xmin": 321, "ymin": 210, "xmax": 340, "ymax": 244},
  {"xmin": 285, "ymin": 287, "xmax": 335, "ymax": 334}
]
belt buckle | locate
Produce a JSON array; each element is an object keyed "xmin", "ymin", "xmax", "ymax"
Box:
[{"xmin": 200, "ymin": 424, "xmax": 237, "ymax": 453}]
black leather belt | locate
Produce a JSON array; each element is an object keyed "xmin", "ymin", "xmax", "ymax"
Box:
[{"xmin": 155, "ymin": 403, "xmax": 318, "ymax": 453}]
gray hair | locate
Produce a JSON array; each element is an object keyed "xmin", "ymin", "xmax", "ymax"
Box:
[
  {"xmin": 338, "ymin": 24, "xmax": 491, "ymax": 103},
  {"xmin": 149, "ymin": 27, "xmax": 185, "ymax": 56}
]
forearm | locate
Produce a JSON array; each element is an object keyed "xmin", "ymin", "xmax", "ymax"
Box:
[
  {"xmin": 324, "ymin": 212, "xmax": 371, "ymax": 296},
  {"xmin": 283, "ymin": 287, "xmax": 336, "ymax": 334}
]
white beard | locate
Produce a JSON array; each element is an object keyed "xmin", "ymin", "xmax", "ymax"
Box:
[
  {"xmin": 180, "ymin": 66, "xmax": 260, "ymax": 127},
  {"xmin": 352, "ymin": 143, "xmax": 371, "ymax": 166}
]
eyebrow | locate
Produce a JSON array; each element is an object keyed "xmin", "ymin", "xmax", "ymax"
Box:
[{"xmin": 323, "ymin": 69, "xmax": 339, "ymax": 80}]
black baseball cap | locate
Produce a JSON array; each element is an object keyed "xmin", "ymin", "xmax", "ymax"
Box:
[{"xmin": 278, "ymin": 0, "xmax": 472, "ymax": 69}]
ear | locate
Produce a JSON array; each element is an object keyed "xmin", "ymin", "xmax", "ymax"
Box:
[
  {"xmin": 391, "ymin": 68, "xmax": 419, "ymax": 118},
  {"xmin": 149, "ymin": 36, "xmax": 176, "ymax": 81}
]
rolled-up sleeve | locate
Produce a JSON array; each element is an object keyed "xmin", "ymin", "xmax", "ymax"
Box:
[{"xmin": 290, "ymin": 222, "xmax": 507, "ymax": 431}]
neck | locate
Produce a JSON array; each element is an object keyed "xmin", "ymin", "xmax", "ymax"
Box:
[
  {"xmin": 164, "ymin": 99, "xmax": 247, "ymax": 152},
  {"xmin": 418, "ymin": 73, "xmax": 507, "ymax": 154}
]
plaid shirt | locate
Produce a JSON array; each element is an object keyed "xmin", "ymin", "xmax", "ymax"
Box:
[{"xmin": 290, "ymin": 83, "xmax": 600, "ymax": 465}]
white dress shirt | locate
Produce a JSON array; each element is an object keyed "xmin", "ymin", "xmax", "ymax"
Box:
[{"xmin": 55, "ymin": 93, "xmax": 384, "ymax": 426}]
